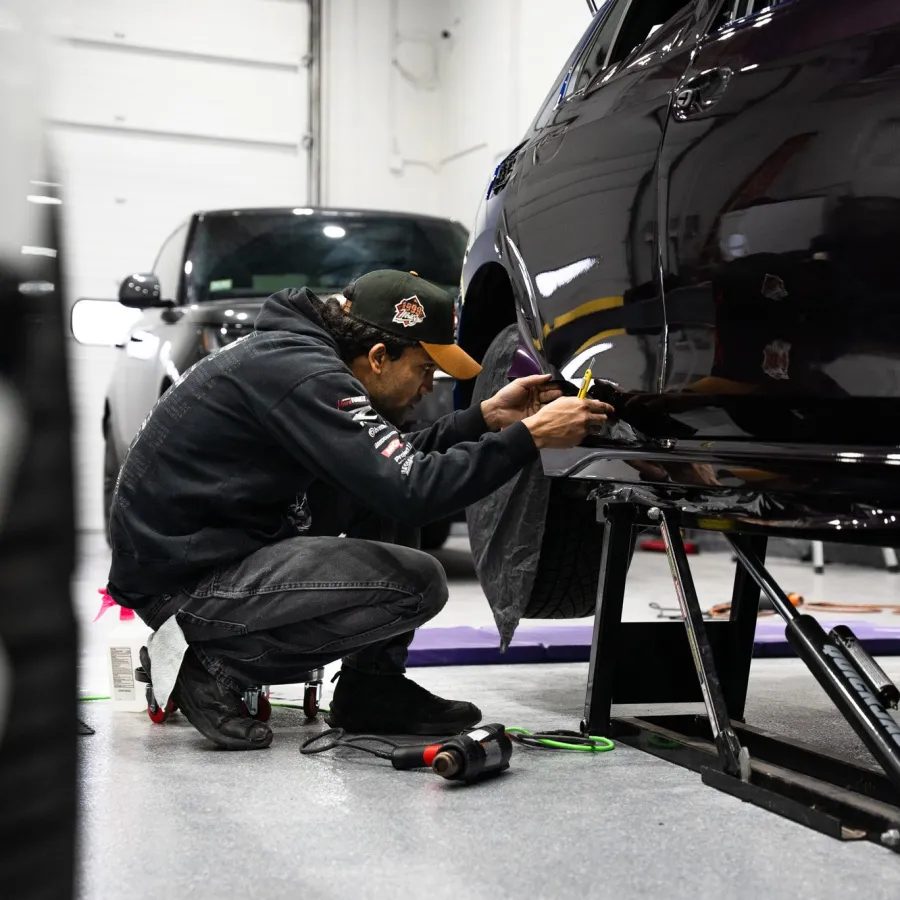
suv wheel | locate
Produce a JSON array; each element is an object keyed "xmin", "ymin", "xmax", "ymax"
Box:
[{"xmin": 466, "ymin": 324, "xmax": 609, "ymax": 625}]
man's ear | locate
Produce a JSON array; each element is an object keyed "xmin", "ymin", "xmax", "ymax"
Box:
[{"xmin": 368, "ymin": 343, "xmax": 387, "ymax": 374}]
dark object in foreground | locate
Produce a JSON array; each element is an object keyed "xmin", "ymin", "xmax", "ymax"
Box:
[
  {"xmin": 581, "ymin": 499, "xmax": 900, "ymax": 853},
  {"xmin": 0, "ymin": 203, "xmax": 78, "ymax": 890},
  {"xmin": 301, "ymin": 723, "xmax": 513, "ymax": 783}
]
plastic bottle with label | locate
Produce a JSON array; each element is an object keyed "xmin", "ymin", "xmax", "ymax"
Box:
[{"xmin": 97, "ymin": 589, "xmax": 152, "ymax": 713}]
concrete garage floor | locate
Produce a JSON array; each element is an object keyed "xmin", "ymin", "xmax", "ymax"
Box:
[{"xmin": 74, "ymin": 530, "xmax": 900, "ymax": 900}]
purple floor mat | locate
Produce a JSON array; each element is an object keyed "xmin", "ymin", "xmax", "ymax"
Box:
[{"xmin": 406, "ymin": 618, "xmax": 900, "ymax": 667}]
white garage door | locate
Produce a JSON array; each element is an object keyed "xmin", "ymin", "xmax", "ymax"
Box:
[{"xmin": 46, "ymin": 0, "xmax": 311, "ymax": 531}]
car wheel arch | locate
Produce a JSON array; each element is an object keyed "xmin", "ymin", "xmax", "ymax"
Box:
[{"xmin": 458, "ymin": 262, "xmax": 518, "ymax": 408}]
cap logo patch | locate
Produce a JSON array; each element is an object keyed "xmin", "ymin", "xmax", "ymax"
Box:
[{"xmin": 393, "ymin": 295, "xmax": 426, "ymax": 328}]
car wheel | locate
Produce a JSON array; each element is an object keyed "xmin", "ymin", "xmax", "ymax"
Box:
[
  {"xmin": 525, "ymin": 483, "xmax": 608, "ymax": 618},
  {"xmin": 467, "ymin": 324, "xmax": 610, "ymax": 624},
  {"xmin": 421, "ymin": 519, "xmax": 452, "ymax": 551},
  {"xmin": 102, "ymin": 434, "xmax": 120, "ymax": 547}
]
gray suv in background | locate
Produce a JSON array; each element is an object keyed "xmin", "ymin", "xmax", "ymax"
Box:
[{"xmin": 82, "ymin": 207, "xmax": 468, "ymax": 548}]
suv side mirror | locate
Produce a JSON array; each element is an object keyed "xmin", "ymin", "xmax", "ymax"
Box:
[{"xmin": 118, "ymin": 273, "xmax": 172, "ymax": 309}]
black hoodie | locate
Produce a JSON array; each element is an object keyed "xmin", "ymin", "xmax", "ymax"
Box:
[{"xmin": 107, "ymin": 288, "xmax": 538, "ymax": 605}]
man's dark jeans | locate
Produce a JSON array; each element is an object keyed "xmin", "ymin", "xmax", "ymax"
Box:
[{"xmin": 138, "ymin": 535, "xmax": 448, "ymax": 692}]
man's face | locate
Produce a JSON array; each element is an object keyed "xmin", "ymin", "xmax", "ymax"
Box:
[{"xmin": 353, "ymin": 345, "xmax": 436, "ymax": 424}]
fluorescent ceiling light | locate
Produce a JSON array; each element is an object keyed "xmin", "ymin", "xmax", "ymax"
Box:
[{"xmin": 323, "ymin": 225, "xmax": 346, "ymax": 239}]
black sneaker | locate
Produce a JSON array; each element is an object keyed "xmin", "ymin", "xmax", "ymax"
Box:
[
  {"xmin": 168, "ymin": 647, "xmax": 273, "ymax": 751},
  {"xmin": 325, "ymin": 667, "xmax": 481, "ymax": 735}
]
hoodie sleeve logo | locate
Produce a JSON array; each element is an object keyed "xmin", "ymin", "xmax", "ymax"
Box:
[
  {"xmin": 381, "ymin": 438, "xmax": 404, "ymax": 458},
  {"xmin": 392, "ymin": 295, "xmax": 426, "ymax": 328},
  {"xmin": 338, "ymin": 395, "xmax": 367, "ymax": 409},
  {"xmin": 351, "ymin": 406, "xmax": 381, "ymax": 424}
]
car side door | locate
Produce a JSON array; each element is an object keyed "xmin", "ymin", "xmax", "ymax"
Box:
[
  {"xmin": 505, "ymin": 0, "xmax": 704, "ymax": 416},
  {"xmin": 657, "ymin": 0, "xmax": 900, "ymax": 450}
]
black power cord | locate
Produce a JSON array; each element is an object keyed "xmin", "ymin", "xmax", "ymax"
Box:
[{"xmin": 300, "ymin": 727, "xmax": 401, "ymax": 760}]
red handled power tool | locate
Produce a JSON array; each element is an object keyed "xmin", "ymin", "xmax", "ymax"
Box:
[{"xmin": 301, "ymin": 723, "xmax": 513, "ymax": 784}]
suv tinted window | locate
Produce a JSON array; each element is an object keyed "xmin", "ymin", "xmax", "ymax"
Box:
[
  {"xmin": 716, "ymin": 0, "xmax": 793, "ymax": 28},
  {"xmin": 607, "ymin": 0, "xmax": 693, "ymax": 69},
  {"xmin": 153, "ymin": 223, "xmax": 189, "ymax": 303},
  {"xmin": 569, "ymin": 0, "xmax": 693, "ymax": 95},
  {"xmin": 186, "ymin": 213, "xmax": 468, "ymax": 303},
  {"xmin": 569, "ymin": 0, "xmax": 628, "ymax": 95}
]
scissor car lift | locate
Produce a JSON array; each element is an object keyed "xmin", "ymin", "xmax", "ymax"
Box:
[{"xmin": 581, "ymin": 501, "xmax": 900, "ymax": 853}]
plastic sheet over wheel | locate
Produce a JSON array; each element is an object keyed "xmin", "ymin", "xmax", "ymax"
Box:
[{"xmin": 466, "ymin": 325, "xmax": 604, "ymax": 647}]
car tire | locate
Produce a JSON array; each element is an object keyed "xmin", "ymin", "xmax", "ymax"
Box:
[
  {"xmin": 467, "ymin": 323, "xmax": 606, "ymax": 621},
  {"xmin": 421, "ymin": 519, "xmax": 452, "ymax": 551},
  {"xmin": 102, "ymin": 434, "xmax": 119, "ymax": 547},
  {"xmin": 524, "ymin": 483, "xmax": 605, "ymax": 618}
]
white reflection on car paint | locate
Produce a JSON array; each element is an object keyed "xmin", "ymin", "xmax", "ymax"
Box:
[
  {"xmin": 535, "ymin": 257, "xmax": 598, "ymax": 298},
  {"xmin": 561, "ymin": 342, "xmax": 614, "ymax": 381}
]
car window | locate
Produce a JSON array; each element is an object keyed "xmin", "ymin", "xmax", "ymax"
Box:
[
  {"xmin": 185, "ymin": 213, "xmax": 468, "ymax": 303},
  {"xmin": 153, "ymin": 223, "xmax": 189, "ymax": 303},
  {"xmin": 568, "ymin": 0, "xmax": 629, "ymax": 95},
  {"xmin": 714, "ymin": 0, "xmax": 794, "ymax": 29},
  {"xmin": 606, "ymin": 0, "xmax": 695, "ymax": 70},
  {"xmin": 569, "ymin": 0, "xmax": 695, "ymax": 96}
]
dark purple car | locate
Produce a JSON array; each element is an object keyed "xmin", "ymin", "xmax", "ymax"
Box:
[{"xmin": 457, "ymin": 0, "xmax": 900, "ymax": 619}]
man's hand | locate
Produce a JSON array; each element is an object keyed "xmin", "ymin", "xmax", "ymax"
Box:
[
  {"xmin": 522, "ymin": 397, "xmax": 614, "ymax": 449},
  {"xmin": 481, "ymin": 374, "xmax": 563, "ymax": 430}
]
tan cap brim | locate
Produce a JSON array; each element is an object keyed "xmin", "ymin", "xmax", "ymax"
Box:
[{"xmin": 420, "ymin": 342, "xmax": 482, "ymax": 380}]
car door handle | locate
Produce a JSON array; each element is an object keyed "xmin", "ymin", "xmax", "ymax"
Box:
[{"xmin": 673, "ymin": 67, "xmax": 732, "ymax": 119}]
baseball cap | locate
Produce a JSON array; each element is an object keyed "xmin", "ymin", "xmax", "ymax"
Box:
[{"xmin": 347, "ymin": 270, "xmax": 482, "ymax": 380}]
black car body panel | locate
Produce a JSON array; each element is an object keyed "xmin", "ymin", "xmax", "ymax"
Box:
[{"xmin": 458, "ymin": 0, "xmax": 900, "ymax": 539}]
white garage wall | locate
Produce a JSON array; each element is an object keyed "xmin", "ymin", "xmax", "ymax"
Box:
[
  {"xmin": 436, "ymin": 0, "xmax": 593, "ymax": 229},
  {"xmin": 48, "ymin": 0, "xmax": 311, "ymax": 532},
  {"xmin": 321, "ymin": 0, "xmax": 446, "ymax": 217},
  {"xmin": 319, "ymin": 0, "xmax": 593, "ymax": 231}
]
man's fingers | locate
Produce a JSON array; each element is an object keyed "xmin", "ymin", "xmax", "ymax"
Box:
[
  {"xmin": 584, "ymin": 399, "xmax": 615, "ymax": 415},
  {"xmin": 513, "ymin": 373, "xmax": 553, "ymax": 389},
  {"xmin": 538, "ymin": 389, "xmax": 563, "ymax": 404}
]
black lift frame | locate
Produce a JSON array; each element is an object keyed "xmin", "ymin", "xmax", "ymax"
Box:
[{"xmin": 582, "ymin": 501, "xmax": 900, "ymax": 853}]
